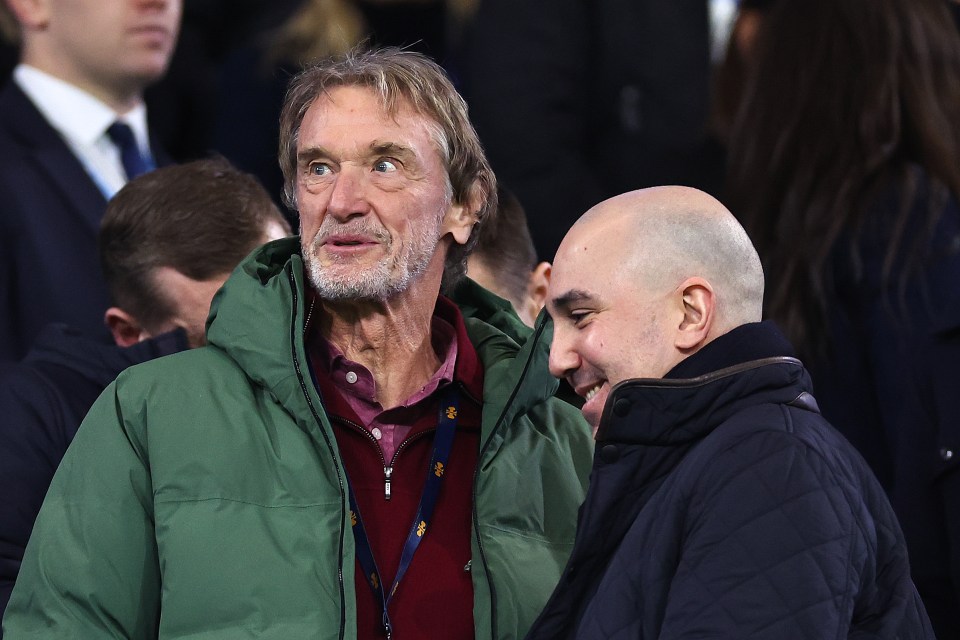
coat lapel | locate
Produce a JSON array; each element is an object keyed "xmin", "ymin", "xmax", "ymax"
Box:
[{"xmin": 0, "ymin": 82, "xmax": 109, "ymax": 235}]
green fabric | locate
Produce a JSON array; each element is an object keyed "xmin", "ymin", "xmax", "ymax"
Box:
[{"xmin": 3, "ymin": 238, "xmax": 594, "ymax": 640}]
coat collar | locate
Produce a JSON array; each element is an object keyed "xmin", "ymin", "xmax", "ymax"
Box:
[
  {"xmin": 597, "ymin": 322, "xmax": 815, "ymax": 445},
  {"xmin": 23, "ymin": 323, "xmax": 188, "ymax": 388}
]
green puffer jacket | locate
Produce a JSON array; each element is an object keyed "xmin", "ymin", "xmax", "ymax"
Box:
[{"xmin": 3, "ymin": 238, "xmax": 595, "ymax": 639}]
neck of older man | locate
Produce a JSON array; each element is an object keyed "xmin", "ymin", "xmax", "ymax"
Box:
[{"xmin": 317, "ymin": 272, "xmax": 445, "ymax": 410}]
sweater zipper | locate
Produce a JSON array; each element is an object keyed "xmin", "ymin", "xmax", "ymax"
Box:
[
  {"xmin": 384, "ymin": 465, "xmax": 393, "ymax": 500},
  {"xmin": 334, "ymin": 415, "xmax": 438, "ymax": 500},
  {"xmin": 288, "ymin": 269, "xmax": 347, "ymax": 640}
]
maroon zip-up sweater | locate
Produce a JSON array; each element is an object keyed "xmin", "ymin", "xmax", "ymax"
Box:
[{"xmin": 308, "ymin": 296, "xmax": 484, "ymax": 639}]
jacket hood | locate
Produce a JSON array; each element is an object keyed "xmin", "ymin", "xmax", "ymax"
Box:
[
  {"xmin": 206, "ymin": 237, "xmax": 311, "ymax": 420},
  {"xmin": 23, "ymin": 323, "xmax": 188, "ymax": 387},
  {"xmin": 450, "ymin": 277, "xmax": 533, "ymax": 346},
  {"xmin": 598, "ymin": 322, "xmax": 814, "ymax": 444},
  {"xmin": 206, "ymin": 238, "xmax": 565, "ymax": 449}
]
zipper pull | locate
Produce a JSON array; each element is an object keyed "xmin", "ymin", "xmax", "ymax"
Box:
[{"xmin": 384, "ymin": 466, "xmax": 393, "ymax": 501}]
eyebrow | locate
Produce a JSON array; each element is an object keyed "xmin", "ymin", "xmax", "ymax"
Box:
[
  {"xmin": 370, "ymin": 141, "xmax": 416, "ymax": 160},
  {"xmin": 550, "ymin": 289, "xmax": 596, "ymax": 314},
  {"xmin": 296, "ymin": 142, "xmax": 418, "ymax": 167},
  {"xmin": 296, "ymin": 145, "xmax": 331, "ymax": 166}
]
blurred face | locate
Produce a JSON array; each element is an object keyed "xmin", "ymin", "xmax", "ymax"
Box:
[
  {"xmin": 466, "ymin": 257, "xmax": 550, "ymax": 328},
  {"xmin": 30, "ymin": 0, "xmax": 181, "ymax": 104},
  {"xmin": 295, "ymin": 85, "xmax": 468, "ymax": 302},
  {"xmin": 546, "ymin": 221, "xmax": 680, "ymax": 433}
]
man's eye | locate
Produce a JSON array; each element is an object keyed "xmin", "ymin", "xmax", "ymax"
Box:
[
  {"xmin": 309, "ymin": 163, "xmax": 331, "ymax": 176},
  {"xmin": 374, "ymin": 159, "xmax": 397, "ymax": 173},
  {"xmin": 569, "ymin": 311, "xmax": 590, "ymax": 326}
]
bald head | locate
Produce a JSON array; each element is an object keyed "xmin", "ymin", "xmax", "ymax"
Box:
[
  {"xmin": 559, "ymin": 186, "xmax": 764, "ymax": 331},
  {"xmin": 547, "ymin": 186, "xmax": 765, "ymax": 430}
]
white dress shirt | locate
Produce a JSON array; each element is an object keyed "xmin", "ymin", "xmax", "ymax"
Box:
[{"xmin": 14, "ymin": 64, "xmax": 153, "ymax": 198}]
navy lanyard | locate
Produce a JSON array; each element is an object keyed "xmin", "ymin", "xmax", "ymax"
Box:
[{"xmin": 348, "ymin": 386, "xmax": 460, "ymax": 639}]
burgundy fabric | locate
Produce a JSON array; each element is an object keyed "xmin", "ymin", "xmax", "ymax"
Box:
[
  {"xmin": 308, "ymin": 296, "xmax": 484, "ymax": 639},
  {"xmin": 311, "ymin": 312, "xmax": 458, "ymax": 461}
]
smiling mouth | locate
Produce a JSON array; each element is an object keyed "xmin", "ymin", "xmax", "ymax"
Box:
[{"xmin": 584, "ymin": 384, "xmax": 603, "ymax": 401}]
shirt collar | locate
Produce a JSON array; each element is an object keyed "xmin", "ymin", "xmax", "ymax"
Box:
[{"xmin": 14, "ymin": 64, "xmax": 151, "ymax": 151}]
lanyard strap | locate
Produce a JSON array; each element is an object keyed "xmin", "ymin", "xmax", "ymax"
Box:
[{"xmin": 348, "ymin": 386, "xmax": 460, "ymax": 639}]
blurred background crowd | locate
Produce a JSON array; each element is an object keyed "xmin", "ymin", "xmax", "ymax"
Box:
[{"xmin": 2, "ymin": 0, "xmax": 960, "ymax": 637}]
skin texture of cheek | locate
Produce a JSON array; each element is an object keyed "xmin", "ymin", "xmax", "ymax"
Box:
[{"xmin": 297, "ymin": 190, "xmax": 325, "ymax": 239}]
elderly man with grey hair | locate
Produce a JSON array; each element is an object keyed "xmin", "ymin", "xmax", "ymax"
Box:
[
  {"xmin": 525, "ymin": 186, "xmax": 934, "ymax": 639},
  {"xmin": 3, "ymin": 48, "xmax": 593, "ymax": 640}
]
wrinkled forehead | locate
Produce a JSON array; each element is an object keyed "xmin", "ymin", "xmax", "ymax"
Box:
[{"xmin": 305, "ymin": 85, "xmax": 448, "ymax": 161}]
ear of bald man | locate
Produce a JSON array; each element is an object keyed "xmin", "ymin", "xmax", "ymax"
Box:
[{"xmin": 674, "ymin": 276, "xmax": 715, "ymax": 355}]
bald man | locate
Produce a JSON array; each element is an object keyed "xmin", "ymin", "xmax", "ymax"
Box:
[{"xmin": 525, "ymin": 187, "xmax": 934, "ymax": 639}]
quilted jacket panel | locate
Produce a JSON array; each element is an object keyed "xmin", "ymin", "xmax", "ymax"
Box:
[{"xmin": 526, "ymin": 322, "xmax": 934, "ymax": 639}]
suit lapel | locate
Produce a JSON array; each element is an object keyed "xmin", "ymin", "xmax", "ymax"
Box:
[{"xmin": 0, "ymin": 82, "xmax": 109, "ymax": 235}]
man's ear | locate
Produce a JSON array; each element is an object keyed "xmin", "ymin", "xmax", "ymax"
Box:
[
  {"xmin": 522, "ymin": 261, "xmax": 552, "ymax": 323},
  {"xmin": 675, "ymin": 277, "xmax": 714, "ymax": 351},
  {"xmin": 104, "ymin": 307, "xmax": 150, "ymax": 347},
  {"xmin": 6, "ymin": 0, "xmax": 51, "ymax": 29},
  {"xmin": 442, "ymin": 202, "xmax": 478, "ymax": 245},
  {"xmin": 442, "ymin": 185, "xmax": 481, "ymax": 246}
]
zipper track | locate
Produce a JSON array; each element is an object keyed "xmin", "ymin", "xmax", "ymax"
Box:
[
  {"xmin": 332, "ymin": 415, "xmax": 438, "ymax": 500},
  {"xmin": 288, "ymin": 269, "xmax": 347, "ymax": 640},
  {"xmin": 471, "ymin": 316, "xmax": 549, "ymax": 639}
]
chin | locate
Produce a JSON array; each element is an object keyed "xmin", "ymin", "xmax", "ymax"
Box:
[
  {"xmin": 130, "ymin": 58, "xmax": 174, "ymax": 83},
  {"xmin": 581, "ymin": 407, "xmax": 602, "ymax": 434}
]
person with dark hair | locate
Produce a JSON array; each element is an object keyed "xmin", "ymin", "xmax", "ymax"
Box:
[
  {"xmin": 0, "ymin": 157, "xmax": 290, "ymax": 626},
  {"xmin": 725, "ymin": 0, "xmax": 960, "ymax": 634},
  {"xmin": 99, "ymin": 157, "xmax": 290, "ymax": 348},
  {"xmin": 3, "ymin": 48, "xmax": 593, "ymax": 639},
  {"xmin": 466, "ymin": 186, "xmax": 551, "ymax": 327},
  {"xmin": 527, "ymin": 186, "xmax": 933, "ymax": 639},
  {"xmin": 0, "ymin": 0, "xmax": 182, "ymax": 360}
]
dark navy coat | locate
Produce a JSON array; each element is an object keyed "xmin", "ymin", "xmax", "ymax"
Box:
[
  {"xmin": 809, "ymin": 174, "xmax": 960, "ymax": 637},
  {"xmin": 463, "ymin": 0, "xmax": 713, "ymax": 260},
  {"xmin": 526, "ymin": 322, "xmax": 933, "ymax": 639}
]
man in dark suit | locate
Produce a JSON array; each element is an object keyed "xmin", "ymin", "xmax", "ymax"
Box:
[{"xmin": 0, "ymin": 0, "xmax": 181, "ymax": 360}]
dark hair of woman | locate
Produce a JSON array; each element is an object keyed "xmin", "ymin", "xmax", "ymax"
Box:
[{"xmin": 725, "ymin": 0, "xmax": 960, "ymax": 359}]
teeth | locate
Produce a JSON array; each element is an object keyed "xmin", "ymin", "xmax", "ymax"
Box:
[{"xmin": 584, "ymin": 385, "xmax": 601, "ymax": 401}]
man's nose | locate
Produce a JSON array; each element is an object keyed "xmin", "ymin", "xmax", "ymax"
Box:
[
  {"xmin": 327, "ymin": 166, "xmax": 371, "ymax": 221},
  {"xmin": 548, "ymin": 329, "xmax": 580, "ymax": 380}
]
